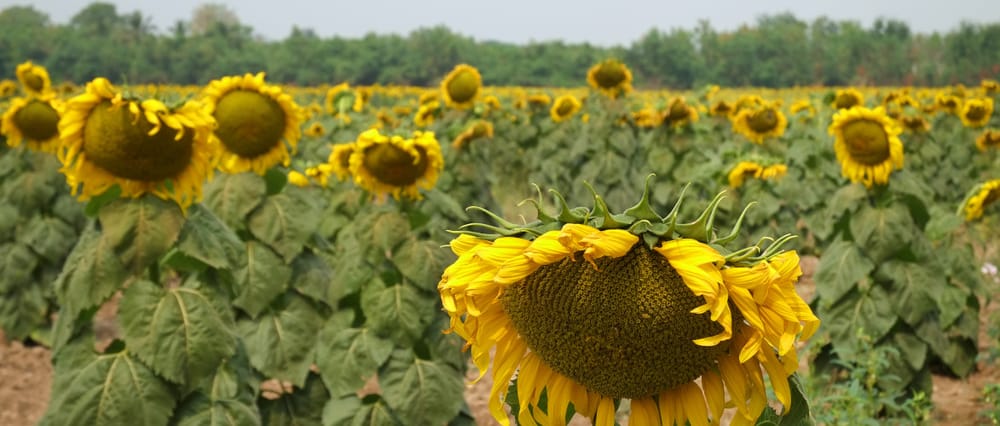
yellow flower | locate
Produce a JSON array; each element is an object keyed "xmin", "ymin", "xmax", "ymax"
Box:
[
  {"xmin": 440, "ymin": 64, "xmax": 482, "ymax": 109},
  {"xmin": 789, "ymin": 99, "xmax": 815, "ymax": 119},
  {"xmin": 438, "ymin": 186, "xmax": 818, "ymax": 426},
  {"xmin": 0, "ymin": 79, "xmax": 18, "ymax": 98},
  {"xmin": 632, "ymin": 107, "xmax": 663, "ymax": 128},
  {"xmin": 963, "ymin": 179, "xmax": 1000, "ymax": 221},
  {"xmin": 327, "ymin": 142, "xmax": 355, "ymax": 183},
  {"xmin": 935, "ymin": 93, "xmax": 962, "ymax": 115},
  {"xmin": 662, "ymin": 97, "xmax": 699, "ymax": 128},
  {"xmin": 982, "ymin": 79, "xmax": 1000, "ymax": 96},
  {"xmin": 452, "ymin": 120, "xmax": 494, "ymax": 150},
  {"xmin": 959, "ymin": 98, "xmax": 994, "ymax": 128},
  {"xmin": 202, "ymin": 72, "xmax": 305, "ymax": 175},
  {"xmin": 57, "ymin": 78, "xmax": 216, "ymax": 210},
  {"xmin": 348, "ymin": 128, "xmax": 444, "ymax": 200},
  {"xmin": 1, "ymin": 94, "xmax": 64, "ymax": 153},
  {"xmin": 832, "ymin": 88, "xmax": 864, "ymax": 109},
  {"xmin": 587, "ymin": 59, "xmax": 633, "ymax": 99},
  {"xmin": 414, "ymin": 101, "xmax": 440, "ymax": 127},
  {"xmin": 727, "ymin": 161, "xmax": 787, "ymax": 188},
  {"xmin": 899, "ymin": 114, "xmax": 931, "ymax": 134},
  {"xmin": 709, "ymin": 100, "xmax": 733, "ymax": 117},
  {"xmin": 304, "ymin": 122, "xmax": 325, "ymax": 138},
  {"xmin": 732, "ymin": 104, "xmax": 787, "ymax": 143},
  {"xmin": 975, "ymin": 129, "xmax": 1000, "ymax": 151},
  {"xmin": 550, "ymin": 94, "xmax": 582, "ymax": 123},
  {"xmin": 324, "ymin": 82, "xmax": 352, "ymax": 114},
  {"xmin": 828, "ymin": 106, "xmax": 904, "ymax": 188},
  {"xmin": 15, "ymin": 61, "xmax": 52, "ymax": 97},
  {"xmin": 287, "ymin": 170, "xmax": 310, "ymax": 187}
]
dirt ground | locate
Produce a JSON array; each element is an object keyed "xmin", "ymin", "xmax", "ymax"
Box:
[{"xmin": 2, "ymin": 256, "xmax": 998, "ymax": 425}]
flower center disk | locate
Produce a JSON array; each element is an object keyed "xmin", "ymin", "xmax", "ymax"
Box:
[
  {"xmin": 362, "ymin": 143, "xmax": 428, "ymax": 186},
  {"xmin": 83, "ymin": 101, "xmax": 193, "ymax": 181},
  {"xmin": 842, "ymin": 119, "xmax": 890, "ymax": 165},
  {"xmin": 214, "ymin": 90, "xmax": 286, "ymax": 157},
  {"xmin": 14, "ymin": 100, "xmax": 59, "ymax": 141},
  {"xmin": 594, "ymin": 64, "xmax": 627, "ymax": 89},
  {"xmin": 500, "ymin": 243, "xmax": 725, "ymax": 399},
  {"xmin": 446, "ymin": 71, "xmax": 479, "ymax": 104},
  {"xmin": 966, "ymin": 105, "xmax": 986, "ymax": 121},
  {"xmin": 748, "ymin": 108, "xmax": 778, "ymax": 132}
]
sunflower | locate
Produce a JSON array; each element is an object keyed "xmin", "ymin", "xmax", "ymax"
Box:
[
  {"xmin": 526, "ymin": 93, "xmax": 552, "ymax": 108},
  {"xmin": 440, "ymin": 64, "xmax": 482, "ymax": 109},
  {"xmin": 828, "ymin": 106, "xmax": 904, "ymax": 188},
  {"xmin": 304, "ymin": 122, "xmax": 325, "ymax": 138},
  {"xmin": 789, "ymin": 99, "xmax": 815, "ymax": 120},
  {"xmin": 982, "ymin": 79, "xmax": 999, "ymax": 96},
  {"xmin": 709, "ymin": 100, "xmax": 733, "ymax": 117},
  {"xmin": 57, "ymin": 78, "xmax": 216, "ymax": 210},
  {"xmin": 15, "ymin": 61, "xmax": 52, "ymax": 97},
  {"xmin": 632, "ymin": 107, "xmax": 663, "ymax": 128},
  {"xmin": 0, "ymin": 79, "xmax": 17, "ymax": 98},
  {"xmin": 832, "ymin": 88, "xmax": 864, "ymax": 109},
  {"xmin": 438, "ymin": 182, "xmax": 819, "ymax": 426},
  {"xmin": 482, "ymin": 94, "xmax": 503, "ymax": 112},
  {"xmin": 935, "ymin": 93, "xmax": 962, "ymax": 115},
  {"xmin": 452, "ymin": 120, "xmax": 494, "ymax": 150},
  {"xmin": 550, "ymin": 95, "xmax": 582, "ymax": 123},
  {"xmin": 963, "ymin": 179, "xmax": 1000, "ymax": 221},
  {"xmin": 959, "ymin": 98, "xmax": 994, "ymax": 128},
  {"xmin": 324, "ymin": 82, "xmax": 352, "ymax": 114},
  {"xmin": 731, "ymin": 104, "xmax": 787, "ymax": 144},
  {"xmin": 2, "ymin": 94, "xmax": 64, "ymax": 153},
  {"xmin": 662, "ymin": 97, "xmax": 699, "ymax": 128},
  {"xmin": 976, "ymin": 129, "xmax": 1000, "ymax": 151},
  {"xmin": 587, "ymin": 59, "xmax": 633, "ymax": 99},
  {"xmin": 202, "ymin": 72, "xmax": 304, "ymax": 175},
  {"xmin": 414, "ymin": 101, "xmax": 441, "ymax": 127},
  {"xmin": 328, "ymin": 142, "xmax": 355, "ymax": 182},
  {"xmin": 348, "ymin": 128, "xmax": 443, "ymax": 200},
  {"xmin": 899, "ymin": 115, "xmax": 931, "ymax": 133},
  {"xmin": 727, "ymin": 161, "xmax": 787, "ymax": 188},
  {"xmin": 353, "ymin": 86, "xmax": 372, "ymax": 112}
]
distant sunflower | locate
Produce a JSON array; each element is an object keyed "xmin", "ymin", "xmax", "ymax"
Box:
[
  {"xmin": 982, "ymin": 79, "xmax": 999, "ymax": 96},
  {"xmin": 328, "ymin": 142, "xmax": 355, "ymax": 182},
  {"xmin": 439, "ymin": 184, "xmax": 819, "ymax": 426},
  {"xmin": 57, "ymin": 78, "xmax": 216, "ymax": 210},
  {"xmin": 324, "ymin": 82, "xmax": 352, "ymax": 114},
  {"xmin": 959, "ymin": 98, "xmax": 994, "ymax": 128},
  {"xmin": 441, "ymin": 64, "xmax": 482, "ymax": 109},
  {"xmin": 452, "ymin": 120, "xmax": 494, "ymax": 150},
  {"xmin": 202, "ymin": 72, "xmax": 304, "ymax": 175},
  {"xmin": 728, "ymin": 161, "xmax": 787, "ymax": 188},
  {"xmin": 550, "ymin": 94, "xmax": 582, "ymax": 123},
  {"xmin": 482, "ymin": 94, "xmax": 502, "ymax": 112},
  {"xmin": 349, "ymin": 128, "xmax": 444, "ymax": 200},
  {"xmin": 963, "ymin": 179, "xmax": 1000, "ymax": 221},
  {"xmin": 732, "ymin": 104, "xmax": 787, "ymax": 143},
  {"xmin": 304, "ymin": 122, "xmax": 325, "ymax": 138},
  {"xmin": 1, "ymin": 94, "xmax": 64, "ymax": 153},
  {"xmin": 935, "ymin": 93, "xmax": 962, "ymax": 115},
  {"xmin": 828, "ymin": 106, "xmax": 904, "ymax": 188},
  {"xmin": 0, "ymin": 80, "xmax": 17, "ymax": 98},
  {"xmin": 975, "ymin": 129, "xmax": 1000, "ymax": 151},
  {"xmin": 414, "ymin": 101, "xmax": 441, "ymax": 127},
  {"xmin": 526, "ymin": 93, "xmax": 552, "ymax": 108},
  {"xmin": 899, "ymin": 115, "xmax": 931, "ymax": 133},
  {"xmin": 586, "ymin": 59, "xmax": 633, "ymax": 99},
  {"xmin": 15, "ymin": 61, "xmax": 51, "ymax": 97},
  {"xmin": 789, "ymin": 99, "xmax": 815, "ymax": 120},
  {"xmin": 709, "ymin": 100, "xmax": 733, "ymax": 117},
  {"xmin": 353, "ymin": 86, "xmax": 372, "ymax": 112},
  {"xmin": 632, "ymin": 107, "xmax": 663, "ymax": 128},
  {"xmin": 832, "ymin": 88, "xmax": 864, "ymax": 109},
  {"xmin": 662, "ymin": 97, "xmax": 699, "ymax": 128}
]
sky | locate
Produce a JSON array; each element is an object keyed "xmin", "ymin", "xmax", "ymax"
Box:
[{"xmin": 4, "ymin": 0, "xmax": 999, "ymax": 46}]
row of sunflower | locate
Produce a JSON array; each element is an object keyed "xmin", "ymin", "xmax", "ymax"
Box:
[{"xmin": 1, "ymin": 57, "xmax": 998, "ymax": 425}]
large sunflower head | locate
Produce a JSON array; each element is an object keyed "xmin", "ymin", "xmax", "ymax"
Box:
[
  {"xmin": 586, "ymin": 59, "xmax": 633, "ymax": 99},
  {"xmin": 452, "ymin": 120, "xmax": 494, "ymax": 150},
  {"xmin": 57, "ymin": 77, "xmax": 216, "ymax": 210},
  {"xmin": 348, "ymin": 128, "xmax": 444, "ymax": 201},
  {"xmin": 439, "ymin": 179, "xmax": 818, "ymax": 426},
  {"xmin": 662, "ymin": 97, "xmax": 699, "ymax": 128},
  {"xmin": 15, "ymin": 61, "xmax": 52, "ymax": 97},
  {"xmin": 550, "ymin": 94, "xmax": 582, "ymax": 123},
  {"xmin": 976, "ymin": 129, "xmax": 1000, "ymax": 151},
  {"xmin": 440, "ymin": 64, "xmax": 482, "ymax": 110},
  {"xmin": 832, "ymin": 88, "xmax": 864, "ymax": 109},
  {"xmin": 962, "ymin": 179, "xmax": 1000, "ymax": 221},
  {"xmin": 202, "ymin": 72, "xmax": 305, "ymax": 175},
  {"xmin": 959, "ymin": 98, "xmax": 994, "ymax": 128},
  {"xmin": 732, "ymin": 103, "xmax": 788, "ymax": 143},
  {"xmin": 828, "ymin": 106, "xmax": 904, "ymax": 188},
  {"xmin": 2, "ymin": 94, "xmax": 64, "ymax": 153}
]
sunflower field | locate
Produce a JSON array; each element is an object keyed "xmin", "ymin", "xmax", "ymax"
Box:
[{"xmin": 1, "ymin": 58, "xmax": 999, "ymax": 426}]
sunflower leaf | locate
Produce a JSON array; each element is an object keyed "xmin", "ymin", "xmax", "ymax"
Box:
[
  {"xmin": 316, "ymin": 326, "xmax": 394, "ymax": 397},
  {"xmin": 361, "ymin": 283, "xmax": 432, "ymax": 344},
  {"xmin": 248, "ymin": 192, "xmax": 319, "ymax": 263},
  {"xmin": 99, "ymin": 196, "xmax": 185, "ymax": 275},
  {"xmin": 0, "ymin": 242, "xmax": 37, "ymax": 292},
  {"xmin": 41, "ymin": 347, "xmax": 176, "ymax": 426},
  {"xmin": 877, "ymin": 261, "xmax": 937, "ymax": 326},
  {"xmin": 814, "ymin": 240, "xmax": 875, "ymax": 307},
  {"xmin": 291, "ymin": 250, "xmax": 338, "ymax": 306},
  {"xmin": 370, "ymin": 211, "xmax": 411, "ymax": 252},
  {"xmin": 172, "ymin": 348, "xmax": 261, "ymax": 426},
  {"xmin": 238, "ymin": 293, "xmax": 321, "ymax": 387},
  {"xmin": 174, "ymin": 204, "xmax": 244, "ymax": 270},
  {"xmin": 379, "ymin": 349, "xmax": 464, "ymax": 425},
  {"xmin": 391, "ymin": 238, "xmax": 454, "ymax": 292},
  {"xmin": 323, "ymin": 395, "xmax": 401, "ymax": 426},
  {"xmin": 16, "ymin": 215, "xmax": 77, "ymax": 264},
  {"xmin": 258, "ymin": 373, "xmax": 329, "ymax": 426},
  {"xmin": 849, "ymin": 203, "xmax": 914, "ymax": 262},
  {"xmin": 233, "ymin": 241, "xmax": 291, "ymax": 318},
  {"xmin": 203, "ymin": 173, "xmax": 267, "ymax": 231},
  {"xmin": 820, "ymin": 285, "xmax": 897, "ymax": 360},
  {"xmin": 53, "ymin": 226, "xmax": 128, "ymax": 320},
  {"xmin": 119, "ymin": 280, "xmax": 236, "ymax": 387}
]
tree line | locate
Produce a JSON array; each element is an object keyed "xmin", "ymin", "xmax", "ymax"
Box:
[{"xmin": 1, "ymin": 2, "xmax": 998, "ymax": 89}]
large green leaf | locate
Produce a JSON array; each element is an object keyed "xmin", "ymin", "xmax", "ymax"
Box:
[
  {"xmin": 370, "ymin": 211, "xmax": 411, "ymax": 253},
  {"xmin": 172, "ymin": 352, "xmax": 261, "ymax": 426},
  {"xmin": 233, "ymin": 242, "xmax": 292, "ymax": 318},
  {"xmin": 316, "ymin": 326, "xmax": 394, "ymax": 397},
  {"xmin": 379, "ymin": 350, "xmax": 464, "ymax": 424},
  {"xmin": 16, "ymin": 215, "xmax": 77, "ymax": 264},
  {"xmin": 0, "ymin": 282, "xmax": 48, "ymax": 340},
  {"xmin": 323, "ymin": 395, "xmax": 401, "ymax": 426},
  {"xmin": 258, "ymin": 372, "xmax": 329, "ymax": 426},
  {"xmin": 99, "ymin": 196, "xmax": 185, "ymax": 274},
  {"xmin": 849, "ymin": 203, "xmax": 914, "ymax": 262},
  {"xmin": 0, "ymin": 204, "xmax": 19, "ymax": 240},
  {"xmin": 119, "ymin": 280, "xmax": 236, "ymax": 386},
  {"xmin": 813, "ymin": 240, "xmax": 875, "ymax": 307},
  {"xmin": 248, "ymin": 193, "xmax": 319, "ymax": 263},
  {"xmin": 390, "ymin": 238, "xmax": 453, "ymax": 292},
  {"xmin": 7, "ymin": 168, "xmax": 57, "ymax": 215},
  {"xmin": 0, "ymin": 242, "xmax": 38, "ymax": 292},
  {"xmin": 174, "ymin": 204, "xmax": 244, "ymax": 270},
  {"xmin": 54, "ymin": 227, "xmax": 128, "ymax": 319},
  {"xmin": 361, "ymin": 282, "xmax": 432, "ymax": 344},
  {"xmin": 877, "ymin": 261, "xmax": 937, "ymax": 326},
  {"xmin": 238, "ymin": 293, "xmax": 322, "ymax": 387},
  {"xmin": 291, "ymin": 251, "xmax": 338, "ymax": 306},
  {"xmin": 203, "ymin": 173, "xmax": 267, "ymax": 230},
  {"xmin": 42, "ymin": 349, "xmax": 176, "ymax": 426},
  {"xmin": 819, "ymin": 285, "xmax": 898, "ymax": 360}
]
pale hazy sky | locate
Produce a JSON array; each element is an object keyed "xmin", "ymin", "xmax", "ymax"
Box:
[{"xmin": 4, "ymin": 0, "xmax": 999, "ymax": 46}]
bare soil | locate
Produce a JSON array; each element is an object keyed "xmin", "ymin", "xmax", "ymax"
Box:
[{"xmin": 2, "ymin": 257, "xmax": 998, "ymax": 425}]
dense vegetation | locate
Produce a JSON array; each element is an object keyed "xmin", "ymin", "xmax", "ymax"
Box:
[{"xmin": 1, "ymin": 2, "xmax": 998, "ymax": 88}]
